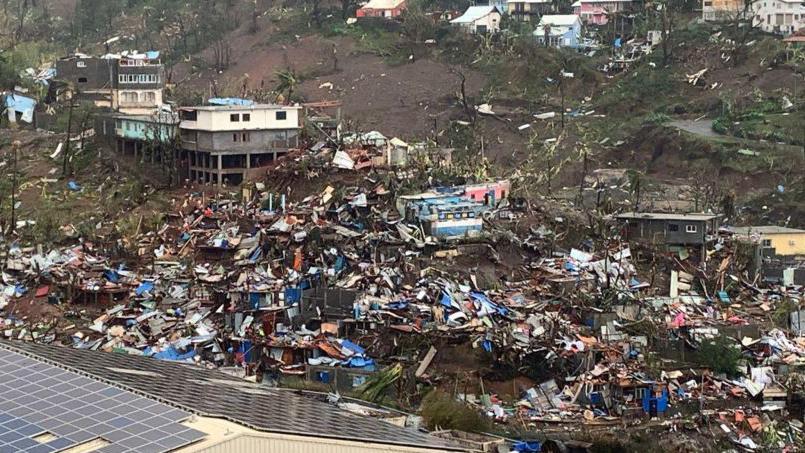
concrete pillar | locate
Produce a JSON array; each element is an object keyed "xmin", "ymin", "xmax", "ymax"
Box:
[
  {"xmin": 217, "ymin": 155, "xmax": 223, "ymax": 188},
  {"xmin": 246, "ymin": 153, "xmax": 251, "ymax": 169}
]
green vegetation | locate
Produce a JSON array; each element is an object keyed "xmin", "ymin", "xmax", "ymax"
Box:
[
  {"xmin": 420, "ymin": 389, "xmax": 491, "ymax": 432},
  {"xmin": 695, "ymin": 335, "xmax": 743, "ymax": 377}
]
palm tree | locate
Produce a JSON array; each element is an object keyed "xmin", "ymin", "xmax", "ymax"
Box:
[{"xmin": 274, "ymin": 69, "xmax": 298, "ymax": 104}]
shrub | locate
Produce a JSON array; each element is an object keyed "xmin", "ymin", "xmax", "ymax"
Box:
[
  {"xmin": 420, "ymin": 390, "xmax": 491, "ymax": 433},
  {"xmin": 695, "ymin": 335, "xmax": 742, "ymax": 377}
]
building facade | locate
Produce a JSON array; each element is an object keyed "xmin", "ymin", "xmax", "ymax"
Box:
[
  {"xmin": 702, "ymin": 0, "xmax": 748, "ymax": 21},
  {"xmin": 55, "ymin": 53, "xmax": 165, "ymax": 114},
  {"xmin": 616, "ymin": 212, "xmax": 722, "ymax": 259},
  {"xmin": 356, "ymin": 0, "xmax": 407, "ymax": 18},
  {"xmin": 179, "ymin": 104, "xmax": 302, "ymax": 187},
  {"xmin": 450, "ymin": 5, "xmax": 503, "ymax": 33},
  {"xmin": 572, "ymin": 0, "xmax": 633, "ymax": 25},
  {"xmin": 507, "ymin": 0, "xmax": 553, "ymax": 22},
  {"xmin": 752, "ymin": 0, "xmax": 805, "ymax": 35},
  {"xmin": 535, "ymin": 15, "xmax": 583, "ymax": 47}
]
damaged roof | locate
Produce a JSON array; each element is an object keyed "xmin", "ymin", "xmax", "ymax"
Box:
[{"xmin": 0, "ymin": 341, "xmax": 461, "ymax": 451}]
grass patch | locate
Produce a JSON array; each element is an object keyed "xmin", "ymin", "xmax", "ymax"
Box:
[{"xmin": 420, "ymin": 389, "xmax": 491, "ymax": 433}]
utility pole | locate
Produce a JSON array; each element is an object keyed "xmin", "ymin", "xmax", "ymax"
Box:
[{"xmin": 63, "ymin": 88, "xmax": 76, "ymax": 176}]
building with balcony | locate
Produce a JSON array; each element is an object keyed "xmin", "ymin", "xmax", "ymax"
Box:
[
  {"xmin": 572, "ymin": 0, "xmax": 633, "ymax": 25},
  {"xmin": 752, "ymin": 0, "xmax": 805, "ymax": 35},
  {"xmin": 179, "ymin": 103, "xmax": 302, "ymax": 187},
  {"xmin": 54, "ymin": 51, "xmax": 165, "ymax": 114}
]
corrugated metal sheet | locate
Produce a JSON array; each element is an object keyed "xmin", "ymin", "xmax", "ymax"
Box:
[{"xmin": 191, "ymin": 433, "xmax": 455, "ymax": 453}]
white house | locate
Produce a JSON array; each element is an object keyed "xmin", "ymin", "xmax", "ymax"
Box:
[
  {"xmin": 752, "ymin": 0, "xmax": 805, "ymax": 35},
  {"xmin": 450, "ymin": 5, "xmax": 503, "ymax": 33},
  {"xmin": 534, "ymin": 15, "xmax": 583, "ymax": 48}
]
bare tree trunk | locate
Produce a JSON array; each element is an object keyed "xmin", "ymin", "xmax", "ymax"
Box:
[{"xmin": 63, "ymin": 94, "xmax": 76, "ymax": 176}]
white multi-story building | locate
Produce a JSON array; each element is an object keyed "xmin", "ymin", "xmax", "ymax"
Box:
[{"xmin": 752, "ymin": 0, "xmax": 805, "ymax": 35}]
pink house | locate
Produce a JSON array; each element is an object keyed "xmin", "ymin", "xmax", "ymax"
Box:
[
  {"xmin": 572, "ymin": 0, "xmax": 633, "ymax": 25},
  {"xmin": 356, "ymin": 0, "xmax": 407, "ymax": 18}
]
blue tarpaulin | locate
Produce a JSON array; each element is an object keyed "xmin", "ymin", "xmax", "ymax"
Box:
[
  {"xmin": 284, "ymin": 287, "xmax": 302, "ymax": 304},
  {"xmin": 470, "ymin": 292, "xmax": 508, "ymax": 316},
  {"xmin": 135, "ymin": 281, "xmax": 154, "ymax": 296},
  {"xmin": 4, "ymin": 93, "xmax": 36, "ymax": 123},
  {"xmin": 513, "ymin": 441, "xmax": 541, "ymax": 452},
  {"xmin": 104, "ymin": 270, "xmax": 120, "ymax": 283},
  {"xmin": 145, "ymin": 51, "xmax": 160, "ymax": 59},
  {"xmin": 148, "ymin": 346, "xmax": 196, "ymax": 361},
  {"xmin": 340, "ymin": 340, "xmax": 365, "ymax": 356},
  {"xmin": 67, "ymin": 181, "xmax": 82, "ymax": 191},
  {"xmin": 440, "ymin": 292, "xmax": 453, "ymax": 308},
  {"xmin": 208, "ymin": 97, "xmax": 255, "ymax": 106}
]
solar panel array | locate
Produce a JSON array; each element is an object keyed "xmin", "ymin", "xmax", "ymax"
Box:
[
  {"xmin": 0, "ymin": 341, "xmax": 461, "ymax": 451},
  {"xmin": 0, "ymin": 348, "xmax": 205, "ymax": 453}
]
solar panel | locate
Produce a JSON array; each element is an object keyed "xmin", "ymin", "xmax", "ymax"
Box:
[{"xmin": 0, "ymin": 348, "xmax": 206, "ymax": 453}]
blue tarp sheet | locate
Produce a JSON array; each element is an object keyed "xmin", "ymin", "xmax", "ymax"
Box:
[
  {"xmin": 208, "ymin": 97, "xmax": 255, "ymax": 106},
  {"xmin": 135, "ymin": 281, "xmax": 154, "ymax": 296},
  {"xmin": 284, "ymin": 287, "xmax": 302, "ymax": 304},
  {"xmin": 148, "ymin": 346, "xmax": 196, "ymax": 361},
  {"xmin": 5, "ymin": 93, "xmax": 36, "ymax": 123},
  {"xmin": 145, "ymin": 51, "xmax": 160, "ymax": 59},
  {"xmin": 512, "ymin": 441, "xmax": 541, "ymax": 452},
  {"xmin": 340, "ymin": 340, "xmax": 365, "ymax": 356}
]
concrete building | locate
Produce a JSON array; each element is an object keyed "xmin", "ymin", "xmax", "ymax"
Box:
[
  {"xmin": 179, "ymin": 104, "xmax": 302, "ymax": 187},
  {"xmin": 616, "ymin": 212, "xmax": 722, "ymax": 258},
  {"xmin": 507, "ymin": 0, "xmax": 553, "ymax": 22},
  {"xmin": 729, "ymin": 226, "xmax": 805, "ymax": 257},
  {"xmin": 752, "ymin": 0, "xmax": 805, "ymax": 35},
  {"xmin": 54, "ymin": 52, "xmax": 165, "ymax": 114},
  {"xmin": 702, "ymin": 0, "xmax": 748, "ymax": 21}
]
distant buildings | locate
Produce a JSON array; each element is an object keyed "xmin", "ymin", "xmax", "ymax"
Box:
[
  {"xmin": 179, "ymin": 102, "xmax": 302, "ymax": 187},
  {"xmin": 535, "ymin": 14, "xmax": 583, "ymax": 48},
  {"xmin": 450, "ymin": 5, "xmax": 504, "ymax": 33},
  {"xmin": 507, "ymin": 0, "xmax": 553, "ymax": 22},
  {"xmin": 55, "ymin": 52, "xmax": 164, "ymax": 115},
  {"xmin": 356, "ymin": 0, "xmax": 407, "ymax": 18},
  {"xmin": 729, "ymin": 226, "xmax": 805, "ymax": 285}
]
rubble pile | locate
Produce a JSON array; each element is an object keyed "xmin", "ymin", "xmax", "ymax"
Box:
[{"xmin": 1, "ymin": 128, "xmax": 803, "ymax": 451}]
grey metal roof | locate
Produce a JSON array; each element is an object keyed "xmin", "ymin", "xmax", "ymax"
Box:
[
  {"xmin": 0, "ymin": 341, "xmax": 461, "ymax": 451},
  {"xmin": 0, "ymin": 345, "xmax": 204, "ymax": 453},
  {"xmin": 616, "ymin": 212, "xmax": 720, "ymax": 221},
  {"xmin": 727, "ymin": 226, "xmax": 805, "ymax": 235}
]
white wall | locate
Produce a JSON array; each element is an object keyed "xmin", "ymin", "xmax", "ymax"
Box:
[{"xmin": 182, "ymin": 107, "xmax": 301, "ymax": 131}]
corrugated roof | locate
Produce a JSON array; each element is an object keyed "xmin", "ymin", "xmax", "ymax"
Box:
[
  {"xmin": 451, "ymin": 6, "xmax": 501, "ymax": 24},
  {"xmin": 360, "ymin": 0, "xmax": 406, "ymax": 9},
  {"xmin": 0, "ymin": 341, "xmax": 461, "ymax": 451},
  {"xmin": 537, "ymin": 14, "xmax": 581, "ymax": 27},
  {"xmin": 616, "ymin": 212, "xmax": 720, "ymax": 221}
]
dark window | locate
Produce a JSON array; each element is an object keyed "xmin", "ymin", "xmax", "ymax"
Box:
[
  {"xmin": 242, "ymin": 133, "xmax": 250, "ymax": 142},
  {"xmin": 761, "ymin": 239, "xmax": 772, "ymax": 247},
  {"xmin": 233, "ymin": 133, "xmax": 239, "ymax": 142},
  {"xmin": 276, "ymin": 111, "xmax": 287, "ymax": 120},
  {"xmin": 668, "ymin": 224, "xmax": 679, "ymax": 232},
  {"xmin": 180, "ymin": 110, "xmax": 197, "ymax": 121},
  {"xmin": 230, "ymin": 114, "xmax": 240, "ymax": 122},
  {"xmin": 78, "ymin": 77, "xmax": 88, "ymax": 83},
  {"xmin": 242, "ymin": 114, "xmax": 251, "ymax": 122},
  {"xmin": 685, "ymin": 224, "xmax": 698, "ymax": 233}
]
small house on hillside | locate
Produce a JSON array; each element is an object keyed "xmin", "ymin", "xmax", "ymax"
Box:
[
  {"xmin": 507, "ymin": 0, "xmax": 553, "ymax": 22},
  {"xmin": 450, "ymin": 5, "xmax": 503, "ymax": 33},
  {"xmin": 573, "ymin": 0, "xmax": 633, "ymax": 25},
  {"xmin": 534, "ymin": 15, "xmax": 582, "ymax": 48},
  {"xmin": 356, "ymin": 0, "xmax": 407, "ymax": 18}
]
